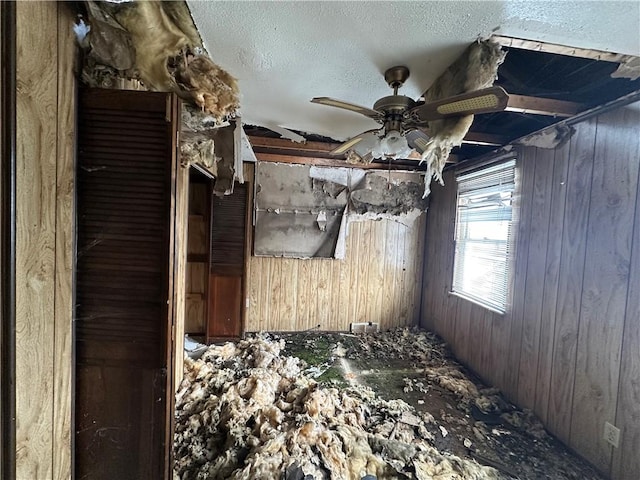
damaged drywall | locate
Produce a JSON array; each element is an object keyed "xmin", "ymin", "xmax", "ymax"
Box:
[
  {"xmin": 420, "ymin": 39, "xmax": 506, "ymax": 197},
  {"xmin": 254, "ymin": 163, "xmax": 349, "ymax": 258},
  {"xmin": 254, "ymin": 163, "xmax": 426, "ymax": 259},
  {"xmin": 75, "ymin": 1, "xmax": 239, "ymax": 120}
]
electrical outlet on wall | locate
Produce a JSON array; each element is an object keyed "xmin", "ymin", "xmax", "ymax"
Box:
[{"xmin": 603, "ymin": 421, "xmax": 620, "ymax": 448}]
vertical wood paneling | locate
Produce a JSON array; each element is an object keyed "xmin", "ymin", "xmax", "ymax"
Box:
[
  {"xmin": 504, "ymin": 147, "xmax": 536, "ymax": 401},
  {"xmin": 246, "ymin": 211, "xmax": 427, "ymax": 332},
  {"xmin": 517, "ymin": 147, "xmax": 555, "ymax": 409},
  {"xmin": 383, "ymin": 219, "xmax": 399, "ymax": 326},
  {"xmin": 439, "ymin": 171, "xmax": 459, "ymax": 340},
  {"xmin": 368, "ymin": 220, "xmax": 386, "ymax": 325},
  {"xmin": 387, "ymin": 221, "xmax": 403, "ymax": 327},
  {"xmin": 279, "ymin": 259, "xmax": 298, "ymax": 329},
  {"xmin": 52, "ymin": 6, "xmax": 75, "ymax": 479},
  {"xmin": 16, "ymin": 2, "xmax": 58, "ymax": 476},
  {"xmin": 612, "ymin": 103, "xmax": 640, "ymax": 478},
  {"xmin": 412, "ymin": 215, "xmax": 427, "ymax": 322},
  {"xmin": 534, "ymin": 141, "xmax": 570, "ymax": 424},
  {"xmin": 329, "ymin": 257, "xmax": 343, "ymax": 331},
  {"xmin": 570, "ymin": 107, "xmax": 640, "ymax": 471},
  {"xmin": 453, "ymin": 299, "xmax": 472, "ymax": 363},
  {"xmin": 548, "ymin": 119, "xmax": 596, "ymax": 443},
  {"xmin": 15, "ymin": 3, "xmax": 75, "ymax": 477},
  {"xmin": 296, "ymin": 259, "xmax": 312, "ymax": 329},
  {"xmin": 420, "ymin": 101, "xmax": 640, "ymax": 479}
]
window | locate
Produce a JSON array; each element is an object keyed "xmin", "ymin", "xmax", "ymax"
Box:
[{"xmin": 452, "ymin": 160, "xmax": 516, "ymax": 313}]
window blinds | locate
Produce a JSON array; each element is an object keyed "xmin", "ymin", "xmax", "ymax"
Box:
[{"xmin": 452, "ymin": 160, "xmax": 516, "ymax": 313}]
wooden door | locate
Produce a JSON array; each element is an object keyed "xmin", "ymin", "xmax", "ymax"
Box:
[
  {"xmin": 207, "ymin": 184, "xmax": 247, "ymax": 341},
  {"xmin": 75, "ymin": 89, "xmax": 181, "ymax": 479}
]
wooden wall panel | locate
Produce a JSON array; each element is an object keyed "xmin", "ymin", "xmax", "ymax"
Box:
[
  {"xmin": 517, "ymin": 147, "xmax": 554, "ymax": 409},
  {"xmin": 420, "ymin": 100, "xmax": 640, "ymax": 479},
  {"xmin": 534, "ymin": 141, "xmax": 570, "ymax": 425},
  {"xmin": 15, "ymin": 3, "xmax": 75, "ymax": 478},
  {"xmin": 53, "ymin": 6, "xmax": 76, "ymax": 477},
  {"xmin": 246, "ymin": 212, "xmax": 427, "ymax": 332},
  {"xmin": 570, "ymin": 106, "xmax": 640, "ymax": 469},
  {"xmin": 547, "ymin": 119, "xmax": 596, "ymax": 443},
  {"xmin": 504, "ymin": 147, "xmax": 535, "ymax": 401},
  {"xmin": 612, "ymin": 104, "xmax": 640, "ymax": 478}
]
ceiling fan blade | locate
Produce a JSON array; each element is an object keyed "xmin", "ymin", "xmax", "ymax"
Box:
[
  {"xmin": 410, "ymin": 86, "xmax": 509, "ymax": 122},
  {"xmin": 311, "ymin": 97, "xmax": 383, "ymax": 120},
  {"xmin": 405, "ymin": 129, "xmax": 431, "ymax": 154},
  {"xmin": 330, "ymin": 128, "xmax": 381, "ymax": 156}
]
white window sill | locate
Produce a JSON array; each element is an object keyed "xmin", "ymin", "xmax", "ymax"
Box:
[{"xmin": 448, "ymin": 291, "xmax": 506, "ymax": 316}]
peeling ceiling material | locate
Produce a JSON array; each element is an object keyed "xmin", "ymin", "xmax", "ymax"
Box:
[
  {"xmin": 76, "ymin": 1, "xmax": 238, "ymax": 120},
  {"xmin": 173, "ymin": 335, "xmax": 500, "ymax": 480},
  {"xmin": 420, "ymin": 40, "xmax": 505, "ymax": 195},
  {"xmin": 188, "ymin": 0, "xmax": 640, "ymax": 145}
]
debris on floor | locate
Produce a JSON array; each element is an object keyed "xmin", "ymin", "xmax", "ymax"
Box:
[
  {"xmin": 174, "ymin": 328, "xmax": 605, "ymax": 480},
  {"xmin": 174, "ymin": 335, "xmax": 498, "ymax": 479}
]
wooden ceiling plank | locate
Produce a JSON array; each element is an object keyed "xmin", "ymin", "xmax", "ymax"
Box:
[
  {"xmin": 506, "ymin": 94, "xmax": 582, "ymax": 117},
  {"xmin": 492, "ymin": 35, "xmax": 636, "ymax": 64}
]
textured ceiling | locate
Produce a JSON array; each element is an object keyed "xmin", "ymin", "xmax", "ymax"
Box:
[{"xmin": 188, "ymin": 1, "xmax": 640, "ymax": 142}]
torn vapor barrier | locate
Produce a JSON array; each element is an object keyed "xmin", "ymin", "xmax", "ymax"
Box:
[
  {"xmin": 75, "ymin": 1, "xmax": 239, "ymax": 120},
  {"xmin": 254, "ymin": 163, "xmax": 426, "ymax": 259},
  {"xmin": 254, "ymin": 163, "xmax": 349, "ymax": 258},
  {"xmin": 420, "ymin": 40, "xmax": 506, "ymax": 197}
]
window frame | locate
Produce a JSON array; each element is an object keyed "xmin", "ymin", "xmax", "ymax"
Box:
[{"xmin": 450, "ymin": 159, "xmax": 517, "ymax": 314}]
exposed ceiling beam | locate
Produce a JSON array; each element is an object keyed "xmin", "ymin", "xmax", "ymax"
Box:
[
  {"xmin": 492, "ymin": 35, "xmax": 636, "ymax": 64},
  {"xmin": 506, "ymin": 94, "xmax": 582, "ymax": 117},
  {"xmin": 248, "ymin": 131, "xmax": 507, "ymax": 156},
  {"xmin": 254, "ymin": 152, "xmax": 456, "ymax": 170},
  {"xmin": 248, "ymin": 136, "xmax": 341, "ymax": 156},
  {"xmin": 462, "ymin": 131, "xmax": 508, "ymax": 146}
]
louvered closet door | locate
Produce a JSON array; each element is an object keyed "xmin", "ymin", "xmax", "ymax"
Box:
[
  {"xmin": 207, "ymin": 184, "xmax": 247, "ymax": 341},
  {"xmin": 75, "ymin": 89, "xmax": 180, "ymax": 480}
]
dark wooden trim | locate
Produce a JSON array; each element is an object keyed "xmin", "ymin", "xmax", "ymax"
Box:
[
  {"xmin": 249, "ymin": 132, "xmax": 506, "ymax": 152},
  {"xmin": 492, "ymin": 34, "xmax": 637, "ymax": 64},
  {"xmin": 255, "ymin": 152, "xmax": 435, "ymax": 170},
  {"xmin": 1, "ymin": 2, "xmax": 17, "ymax": 479}
]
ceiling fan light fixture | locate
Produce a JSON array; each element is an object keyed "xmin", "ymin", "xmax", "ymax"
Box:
[{"xmin": 371, "ymin": 130, "xmax": 411, "ymax": 159}]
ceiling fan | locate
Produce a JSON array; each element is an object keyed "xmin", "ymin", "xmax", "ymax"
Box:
[{"xmin": 311, "ymin": 66, "xmax": 509, "ymax": 159}]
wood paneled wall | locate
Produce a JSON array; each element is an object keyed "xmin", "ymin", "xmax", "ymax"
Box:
[
  {"xmin": 246, "ymin": 197, "xmax": 427, "ymax": 332},
  {"xmin": 421, "ymin": 101, "xmax": 640, "ymax": 479},
  {"xmin": 15, "ymin": 2, "xmax": 75, "ymax": 478}
]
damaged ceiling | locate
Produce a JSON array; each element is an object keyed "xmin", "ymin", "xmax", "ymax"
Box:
[{"xmin": 188, "ymin": 1, "xmax": 640, "ymax": 164}]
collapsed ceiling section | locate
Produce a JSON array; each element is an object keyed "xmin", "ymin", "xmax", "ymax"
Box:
[
  {"xmin": 74, "ymin": 0, "xmax": 245, "ymax": 194},
  {"xmin": 76, "ymin": 0, "xmax": 239, "ymax": 120}
]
